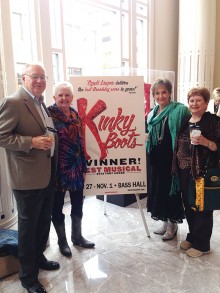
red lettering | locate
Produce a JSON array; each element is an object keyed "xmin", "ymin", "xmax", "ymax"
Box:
[
  {"xmin": 98, "ymin": 108, "xmax": 136, "ymax": 135},
  {"xmin": 105, "ymin": 131, "xmax": 142, "ymax": 149},
  {"xmin": 77, "ymin": 98, "xmax": 107, "ymax": 159},
  {"xmin": 77, "ymin": 98, "xmax": 142, "ymax": 157}
]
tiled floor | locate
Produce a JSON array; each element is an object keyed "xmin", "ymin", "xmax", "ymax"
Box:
[{"xmin": 1, "ymin": 195, "xmax": 220, "ymax": 293}]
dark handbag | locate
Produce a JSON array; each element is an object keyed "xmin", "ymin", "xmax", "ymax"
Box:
[{"xmin": 188, "ymin": 167, "xmax": 220, "ymax": 211}]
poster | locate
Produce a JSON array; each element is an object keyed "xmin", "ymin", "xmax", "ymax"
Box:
[{"xmin": 70, "ymin": 76, "xmax": 147, "ymax": 196}]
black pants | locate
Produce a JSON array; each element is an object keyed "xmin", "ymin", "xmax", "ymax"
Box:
[
  {"xmin": 52, "ymin": 189, "xmax": 84, "ymax": 224},
  {"xmin": 13, "ymin": 169, "xmax": 55, "ymax": 286},
  {"xmin": 179, "ymin": 169, "xmax": 213, "ymax": 252}
]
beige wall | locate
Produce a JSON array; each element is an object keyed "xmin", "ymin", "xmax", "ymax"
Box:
[
  {"xmin": 153, "ymin": 0, "xmax": 220, "ymax": 95},
  {"xmin": 152, "ymin": 0, "xmax": 179, "ymax": 96},
  {"xmin": 153, "ymin": 0, "xmax": 179, "ymax": 72},
  {"xmin": 213, "ymin": 1, "xmax": 220, "ymax": 88}
]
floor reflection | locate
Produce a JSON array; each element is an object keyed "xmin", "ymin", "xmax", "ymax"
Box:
[
  {"xmin": 84, "ymin": 255, "xmax": 107, "ymax": 279},
  {"xmin": 1, "ymin": 195, "xmax": 220, "ymax": 293}
]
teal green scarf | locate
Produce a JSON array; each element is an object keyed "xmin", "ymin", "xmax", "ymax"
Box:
[
  {"xmin": 146, "ymin": 101, "xmax": 177, "ymax": 153},
  {"xmin": 146, "ymin": 101, "xmax": 191, "ymax": 196}
]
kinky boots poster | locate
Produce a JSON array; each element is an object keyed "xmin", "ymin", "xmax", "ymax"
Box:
[{"xmin": 70, "ymin": 76, "xmax": 147, "ymax": 196}]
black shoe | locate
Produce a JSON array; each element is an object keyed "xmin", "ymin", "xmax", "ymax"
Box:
[
  {"xmin": 38, "ymin": 258, "xmax": 60, "ymax": 271},
  {"xmin": 72, "ymin": 236, "xmax": 95, "ymax": 249},
  {"xmin": 59, "ymin": 242, "xmax": 72, "ymax": 257},
  {"xmin": 53, "ymin": 222, "xmax": 72, "ymax": 257},
  {"xmin": 22, "ymin": 281, "xmax": 47, "ymax": 293}
]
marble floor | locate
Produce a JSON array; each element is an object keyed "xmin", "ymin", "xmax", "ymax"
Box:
[{"xmin": 1, "ymin": 195, "xmax": 220, "ymax": 293}]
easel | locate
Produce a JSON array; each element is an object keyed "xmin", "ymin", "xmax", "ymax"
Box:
[{"xmin": 103, "ymin": 193, "xmax": 150, "ymax": 237}]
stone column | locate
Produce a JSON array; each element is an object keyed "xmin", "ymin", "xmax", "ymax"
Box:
[
  {"xmin": 0, "ymin": 0, "xmax": 18, "ymax": 229},
  {"xmin": 178, "ymin": 0, "xmax": 216, "ymax": 104}
]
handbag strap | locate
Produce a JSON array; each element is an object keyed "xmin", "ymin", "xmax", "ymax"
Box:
[{"xmin": 205, "ymin": 151, "xmax": 212, "ymax": 169}]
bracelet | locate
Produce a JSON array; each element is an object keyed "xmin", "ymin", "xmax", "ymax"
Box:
[{"xmin": 207, "ymin": 141, "xmax": 213, "ymax": 148}]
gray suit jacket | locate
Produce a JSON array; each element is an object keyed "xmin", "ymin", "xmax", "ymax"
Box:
[{"xmin": 0, "ymin": 87, "xmax": 57, "ymax": 190}]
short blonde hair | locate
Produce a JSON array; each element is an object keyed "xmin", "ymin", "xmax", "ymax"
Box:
[{"xmin": 212, "ymin": 87, "xmax": 220, "ymax": 101}]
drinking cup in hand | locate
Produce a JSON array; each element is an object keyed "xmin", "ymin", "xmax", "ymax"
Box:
[{"xmin": 191, "ymin": 129, "xmax": 201, "ymax": 145}]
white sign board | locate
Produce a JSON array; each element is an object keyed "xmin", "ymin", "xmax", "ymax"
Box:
[{"xmin": 70, "ymin": 76, "xmax": 147, "ymax": 196}]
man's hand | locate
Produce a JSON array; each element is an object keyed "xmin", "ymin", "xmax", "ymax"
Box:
[{"xmin": 31, "ymin": 136, "xmax": 54, "ymax": 150}]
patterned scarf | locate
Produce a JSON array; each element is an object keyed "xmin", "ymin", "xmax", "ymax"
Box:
[
  {"xmin": 48, "ymin": 104, "xmax": 83, "ymax": 141},
  {"xmin": 48, "ymin": 103, "xmax": 86, "ymax": 192}
]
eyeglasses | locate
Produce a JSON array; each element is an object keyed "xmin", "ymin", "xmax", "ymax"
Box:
[{"xmin": 25, "ymin": 74, "xmax": 48, "ymax": 81}]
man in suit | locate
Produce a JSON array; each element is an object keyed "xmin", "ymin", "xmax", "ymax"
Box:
[{"xmin": 0, "ymin": 62, "xmax": 59, "ymax": 293}]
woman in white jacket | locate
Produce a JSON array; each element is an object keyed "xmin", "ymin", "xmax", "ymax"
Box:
[{"xmin": 207, "ymin": 87, "xmax": 220, "ymax": 116}]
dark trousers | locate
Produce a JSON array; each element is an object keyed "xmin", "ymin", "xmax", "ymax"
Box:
[
  {"xmin": 13, "ymin": 164, "xmax": 55, "ymax": 286},
  {"xmin": 179, "ymin": 169, "xmax": 213, "ymax": 252},
  {"xmin": 52, "ymin": 189, "xmax": 84, "ymax": 224}
]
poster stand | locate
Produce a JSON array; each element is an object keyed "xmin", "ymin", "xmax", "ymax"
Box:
[{"xmin": 103, "ymin": 194, "xmax": 150, "ymax": 237}]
